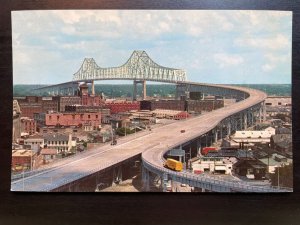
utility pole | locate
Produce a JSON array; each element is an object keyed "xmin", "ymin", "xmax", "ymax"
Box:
[{"xmin": 125, "ymin": 122, "xmax": 126, "ymax": 136}]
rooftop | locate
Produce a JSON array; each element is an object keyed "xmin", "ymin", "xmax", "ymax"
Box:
[{"xmin": 12, "ymin": 150, "xmax": 35, "ymax": 157}]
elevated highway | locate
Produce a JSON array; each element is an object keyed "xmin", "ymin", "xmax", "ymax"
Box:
[{"xmin": 11, "ymin": 82, "xmax": 291, "ymax": 192}]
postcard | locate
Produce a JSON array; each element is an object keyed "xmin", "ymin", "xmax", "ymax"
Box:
[{"xmin": 11, "ymin": 10, "xmax": 292, "ymax": 192}]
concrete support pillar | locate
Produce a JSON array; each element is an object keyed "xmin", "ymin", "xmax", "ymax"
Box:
[
  {"xmin": 262, "ymin": 101, "xmax": 266, "ymax": 121},
  {"xmin": 244, "ymin": 112, "xmax": 248, "ymax": 129},
  {"xmin": 142, "ymin": 166, "xmax": 150, "ymax": 191},
  {"xmin": 227, "ymin": 122, "xmax": 231, "ymax": 136},
  {"xmin": 175, "ymin": 84, "xmax": 180, "ymax": 100},
  {"xmin": 133, "ymin": 80, "xmax": 137, "ymax": 101},
  {"xmin": 112, "ymin": 166, "xmax": 122, "ymax": 185},
  {"xmin": 220, "ymin": 124, "xmax": 223, "ymax": 139},
  {"xmin": 162, "ymin": 173, "xmax": 168, "ymax": 192},
  {"xmin": 142, "ymin": 80, "xmax": 146, "ymax": 100},
  {"xmin": 91, "ymin": 80, "xmax": 95, "ymax": 95},
  {"xmin": 214, "ymin": 129, "xmax": 218, "ymax": 143},
  {"xmin": 259, "ymin": 107, "xmax": 263, "ymax": 123}
]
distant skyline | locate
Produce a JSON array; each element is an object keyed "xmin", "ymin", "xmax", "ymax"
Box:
[{"xmin": 12, "ymin": 10, "xmax": 292, "ymax": 85}]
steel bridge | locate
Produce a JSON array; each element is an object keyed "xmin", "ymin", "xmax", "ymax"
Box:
[
  {"xmin": 33, "ymin": 50, "xmax": 186, "ymax": 99},
  {"xmin": 13, "ymin": 51, "xmax": 292, "ymax": 192}
]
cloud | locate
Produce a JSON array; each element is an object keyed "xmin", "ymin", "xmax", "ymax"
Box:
[
  {"xmin": 262, "ymin": 64, "xmax": 274, "ymax": 72},
  {"xmin": 213, "ymin": 53, "xmax": 244, "ymax": 68},
  {"xmin": 11, "ymin": 10, "xmax": 292, "ymax": 84},
  {"xmin": 235, "ymin": 34, "xmax": 290, "ymax": 50}
]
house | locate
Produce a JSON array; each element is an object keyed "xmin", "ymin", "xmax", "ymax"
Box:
[
  {"xmin": 43, "ymin": 133, "xmax": 74, "ymax": 154},
  {"xmin": 270, "ymin": 134, "xmax": 292, "ymax": 154},
  {"xmin": 40, "ymin": 148, "xmax": 57, "ymax": 164},
  {"xmin": 24, "ymin": 135, "xmax": 44, "ymax": 152},
  {"xmin": 233, "ymin": 158, "xmax": 267, "ymax": 180},
  {"xmin": 275, "ymin": 127, "xmax": 292, "ymax": 134},
  {"xmin": 259, "ymin": 153, "xmax": 292, "ymax": 173}
]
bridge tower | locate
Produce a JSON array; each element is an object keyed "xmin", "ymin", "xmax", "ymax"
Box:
[{"xmin": 133, "ymin": 80, "xmax": 146, "ymax": 101}]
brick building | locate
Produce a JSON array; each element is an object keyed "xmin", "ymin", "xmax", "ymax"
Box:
[
  {"xmin": 187, "ymin": 99, "xmax": 224, "ymax": 112},
  {"xmin": 56, "ymin": 96, "xmax": 81, "ymax": 112},
  {"xmin": 65, "ymin": 105, "xmax": 110, "ymax": 123},
  {"xmin": 140, "ymin": 99, "xmax": 185, "ymax": 111},
  {"xmin": 140, "ymin": 99, "xmax": 224, "ymax": 113},
  {"xmin": 104, "ymin": 101, "xmax": 140, "ymax": 114},
  {"xmin": 15, "ymin": 96, "xmax": 59, "ymax": 118},
  {"xmin": 11, "ymin": 149, "xmax": 37, "ymax": 172},
  {"xmin": 44, "ymin": 112, "xmax": 101, "ymax": 129},
  {"xmin": 21, "ymin": 117, "xmax": 36, "ymax": 135}
]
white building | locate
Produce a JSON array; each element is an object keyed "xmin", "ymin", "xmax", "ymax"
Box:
[
  {"xmin": 191, "ymin": 156, "xmax": 233, "ymax": 175},
  {"xmin": 231, "ymin": 128, "xmax": 275, "ymax": 144}
]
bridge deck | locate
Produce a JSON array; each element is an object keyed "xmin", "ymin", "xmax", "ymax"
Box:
[{"xmin": 11, "ymin": 84, "xmax": 277, "ymax": 192}]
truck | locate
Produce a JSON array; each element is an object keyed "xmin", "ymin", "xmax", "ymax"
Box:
[
  {"xmin": 164, "ymin": 158, "xmax": 183, "ymax": 172},
  {"xmin": 201, "ymin": 147, "xmax": 217, "ymax": 155}
]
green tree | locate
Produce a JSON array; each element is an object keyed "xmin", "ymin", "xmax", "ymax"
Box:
[
  {"xmin": 270, "ymin": 163, "xmax": 293, "ymax": 188},
  {"xmin": 115, "ymin": 127, "xmax": 134, "ymax": 136}
]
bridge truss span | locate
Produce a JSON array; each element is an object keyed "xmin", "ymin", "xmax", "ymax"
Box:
[{"xmin": 73, "ymin": 50, "xmax": 187, "ymax": 83}]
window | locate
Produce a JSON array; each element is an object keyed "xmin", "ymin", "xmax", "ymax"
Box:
[
  {"xmin": 88, "ymin": 114, "xmax": 91, "ymax": 119},
  {"xmin": 278, "ymin": 102, "xmax": 282, "ymax": 105},
  {"xmin": 49, "ymin": 116, "xmax": 52, "ymax": 120},
  {"xmin": 57, "ymin": 115, "xmax": 60, "ymax": 120},
  {"xmin": 96, "ymin": 115, "xmax": 98, "ymax": 119}
]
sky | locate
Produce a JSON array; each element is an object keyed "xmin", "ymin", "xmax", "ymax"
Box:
[{"xmin": 12, "ymin": 10, "xmax": 292, "ymax": 85}]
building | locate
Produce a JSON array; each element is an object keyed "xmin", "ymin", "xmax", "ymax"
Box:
[
  {"xmin": 104, "ymin": 100, "xmax": 140, "ymax": 114},
  {"xmin": 40, "ymin": 148, "xmax": 58, "ymax": 164},
  {"xmin": 20, "ymin": 117, "xmax": 36, "ymax": 135},
  {"xmin": 233, "ymin": 158, "xmax": 267, "ymax": 180},
  {"xmin": 191, "ymin": 156, "xmax": 233, "ymax": 175},
  {"xmin": 265, "ymin": 96, "xmax": 291, "ymax": 107},
  {"xmin": 152, "ymin": 109, "xmax": 190, "ymax": 120},
  {"xmin": 13, "ymin": 100, "xmax": 22, "ymax": 143},
  {"xmin": 43, "ymin": 133, "xmax": 74, "ymax": 154},
  {"xmin": 57, "ymin": 96, "xmax": 81, "ymax": 112},
  {"xmin": 23, "ymin": 135, "xmax": 44, "ymax": 152},
  {"xmin": 187, "ymin": 99, "xmax": 224, "ymax": 113},
  {"xmin": 231, "ymin": 129, "xmax": 276, "ymax": 144},
  {"xmin": 36, "ymin": 111, "xmax": 101, "ymax": 130},
  {"xmin": 65, "ymin": 105, "xmax": 110, "ymax": 123},
  {"xmin": 140, "ymin": 99, "xmax": 185, "ymax": 111},
  {"xmin": 259, "ymin": 153, "xmax": 292, "ymax": 173},
  {"xmin": 16, "ymin": 96, "xmax": 60, "ymax": 118},
  {"xmin": 11, "ymin": 149, "xmax": 37, "ymax": 172},
  {"xmin": 270, "ymin": 134, "xmax": 292, "ymax": 154}
]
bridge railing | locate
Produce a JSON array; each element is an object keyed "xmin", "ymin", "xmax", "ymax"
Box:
[{"xmin": 142, "ymin": 156, "xmax": 291, "ymax": 193}]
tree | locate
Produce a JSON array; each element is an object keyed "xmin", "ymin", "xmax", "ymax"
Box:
[
  {"xmin": 270, "ymin": 163, "xmax": 293, "ymax": 188},
  {"xmin": 115, "ymin": 127, "xmax": 134, "ymax": 136}
]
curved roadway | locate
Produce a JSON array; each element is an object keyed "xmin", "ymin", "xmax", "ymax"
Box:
[{"xmin": 11, "ymin": 83, "xmax": 291, "ymax": 192}]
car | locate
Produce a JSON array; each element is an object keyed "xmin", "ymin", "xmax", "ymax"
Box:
[
  {"xmin": 180, "ymin": 130, "xmax": 185, "ymax": 133},
  {"xmin": 166, "ymin": 184, "xmax": 172, "ymax": 192},
  {"xmin": 111, "ymin": 140, "xmax": 117, "ymax": 145},
  {"xmin": 180, "ymin": 183, "xmax": 187, "ymax": 187}
]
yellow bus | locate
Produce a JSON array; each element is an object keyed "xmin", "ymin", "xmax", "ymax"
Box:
[{"xmin": 164, "ymin": 158, "xmax": 183, "ymax": 172}]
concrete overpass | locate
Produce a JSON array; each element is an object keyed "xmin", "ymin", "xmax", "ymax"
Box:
[{"xmin": 11, "ymin": 82, "xmax": 291, "ymax": 192}]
